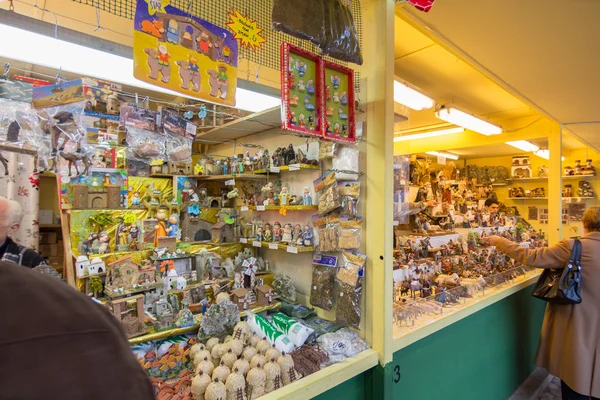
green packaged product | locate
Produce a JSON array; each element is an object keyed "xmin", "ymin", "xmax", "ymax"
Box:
[
  {"xmin": 272, "ymin": 312, "xmax": 314, "ymax": 347},
  {"xmin": 280, "ymin": 302, "xmax": 316, "ymax": 319},
  {"xmin": 304, "ymin": 315, "xmax": 344, "ymax": 338}
]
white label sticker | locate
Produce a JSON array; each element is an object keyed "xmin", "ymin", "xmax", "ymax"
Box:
[
  {"xmin": 240, "ymin": 238, "xmax": 248, "ymax": 244},
  {"xmin": 256, "ymin": 205, "xmax": 266, "ymax": 211},
  {"xmin": 287, "ymin": 246, "xmax": 298, "ymax": 254},
  {"xmin": 269, "ymin": 166, "xmax": 280, "ymax": 173},
  {"xmin": 186, "ymin": 122, "xmax": 197, "ymax": 137},
  {"xmin": 289, "ymin": 164, "xmax": 301, "ymax": 171},
  {"xmin": 240, "ymin": 206, "xmax": 249, "ymax": 211},
  {"xmin": 393, "ymin": 221, "xmax": 399, "ymax": 226},
  {"xmin": 253, "ymin": 241, "xmax": 262, "ymax": 247},
  {"xmin": 225, "ymin": 179, "xmax": 235, "ymax": 186},
  {"xmin": 269, "ymin": 243, "xmax": 279, "ymax": 250}
]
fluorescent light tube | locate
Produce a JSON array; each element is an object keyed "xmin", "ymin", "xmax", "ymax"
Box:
[
  {"xmin": 534, "ymin": 149, "xmax": 565, "ymax": 161},
  {"xmin": 506, "ymin": 140, "xmax": 540, "ymax": 153},
  {"xmin": 436, "ymin": 107, "xmax": 502, "ymax": 135},
  {"xmin": 0, "ymin": 23, "xmax": 280, "ymax": 113},
  {"xmin": 394, "ymin": 80, "xmax": 435, "ymax": 111},
  {"xmin": 394, "ymin": 127, "xmax": 464, "ymax": 142},
  {"xmin": 426, "ymin": 151, "xmax": 459, "ymax": 160}
]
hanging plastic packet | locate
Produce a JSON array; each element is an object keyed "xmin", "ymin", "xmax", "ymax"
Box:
[
  {"xmin": 272, "ymin": 0, "xmax": 325, "ymax": 44},
  {"xmin": 126, "ymin": 127, "xmax": 166, "ymax": 162},
  {"xmin": 120, "ymin": 105, "xmax": 158, "ymax": 131},
  {"xmin": 314, "ymin": 171, "xmax": 341, "ymax": 215},
  {"xmin": 335, "ymin": 251, "xmax": 366, "ymax": 329},
  {"xmin": 310, "ymin": 254, "xmax": 338, "ymax": 311},
  {"xmin": 271, "ymin": 312, "xmax": 314, "ymax": 347},
  {"xmin": 320, "ymin": 0, "xmax": 363, "ymax": 65},
  {"xmin": 161, "ymin": 107, "xmax": 197, "ymax": 140},
  {"xmin": 338, "ymin": 217, "xmax": 362, "ymax": 250},
  {"xmin": 333, "ymin": 145, "xmax": 360, "ymax": 180},
  {"xmin": 165, "ymin": 132, "xmax": 192, "ymax": 163},
  {"xmin": 246, "ymin": 311, "xmax": 295, "ymax": 353},
  {"xmin": 280, "ymin": 302, "xmax": 317, "ymax": 319},
  {"xmin": 0, "ymin": 99, "xmax": 46, "ymax": 152},
  {"xmin": 339, "ymin": 182, "xmax": 360, "ymax": 218},
  {"xmin": 313, "ymin": 213, "xmax": 339, "ymax": 253},
  {"xmin": 319, "ymin": 142, "xmax": 335, "ymax": 161}
]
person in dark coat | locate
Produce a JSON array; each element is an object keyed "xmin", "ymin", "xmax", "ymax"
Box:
[
  {"xmin": 0, "ymin": 196, "xmax": 46, "ymax": 268},
  {"xmin": 0, "ymin": 261, "xmax": 154, "ymax": 400}
]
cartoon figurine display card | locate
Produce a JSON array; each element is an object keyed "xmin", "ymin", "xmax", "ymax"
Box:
[
  {"xmin": 133, "ymin": 0, "xmax": 238, "ymax": 106},
  {"xmin": 280, "ymin": 43, "xmax": 322, "ymax": 137},
  {"xmin": 322, "ymin": 61, "xmax": 356, "ymax": 143}
]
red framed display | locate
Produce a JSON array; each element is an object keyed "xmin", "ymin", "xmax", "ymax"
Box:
[
  {"xmin": 280, "ymin": 43, "xmax": 323, "ymax": 138},
  {"xmin": 321, "ymin": 60, "xmax": 356, "ymax": 143}
]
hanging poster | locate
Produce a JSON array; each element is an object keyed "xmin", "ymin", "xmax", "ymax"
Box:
[
  {"xmin": 280, "ymin": 43, "xmax": 322, "ymax": 138},
  {"xmin": 133, "ymin": 0, "xmax": 239, "ymax": 107}
]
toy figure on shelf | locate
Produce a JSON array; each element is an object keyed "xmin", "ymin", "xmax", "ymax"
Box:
[
  {"xmin": 221, "ymin": 160, "xmax": 229, "ymax": 175},
  {"xmin": 584, "ymin": 159, "xmax": 596, "ymax": 175},
  {"xmin": 273, "ymin": 221, "xmax": 282, "ymax": 242},
  {"xmin": 289, "ymin": 195, "xmax": 300, "ymax": 205},
  {"xmin": 131, "ymin": 191, "xmax": 141, "ymax": 207},
  {"xmin": 129, "ymin": 225, "xmax": 140, "ymax": 251},
  {"xmin": 307, "ymin": 80, "xmax": 315, "ymax": 95},
  {"xmin": 98, "ymin": 231, "xmax": 110, "ymax": 254},
  {"xmin": 304, "ymin": 95, "xmax": 315, "ymax": 111},
  {"xmin": 279, "ymin": 187, "xmax": 290, "ymax": 206},
  {"xmin": 298, "ymin": 114, "xmax": 306, "ymax": 128},
  {"xmin": 154, "ymin": 208, "xmax": 168, "ymax": 247},
  {"xmin": 282, "ymin": 223, "xmax": 293, "ymax": 244},
  {"xmin": 292, "ymin": 224, "xmax": 302, "ymax": 243},
  {"xmin": 297, "ymin": 79, "xmax": 305, "ymax": 92},
  {"xmin": 256, "ymin": 226, "xmax": 263, "ymax": 242},
  {"xmin": 167, "ymin": 214, "xmax": 179, "ymax": 238},
  {"xmin": 302, "ymin": 187, "xmax": 313, "ymax": 206},
  {"xmin": 303, "ymin": 225, "xmax": 313, "ymax": 246},
  {"xmin": 340, "ymin": 91, "xmax": 348, "ymax": 105},
  {"xmin": 264, "ymin": 223, "xmax": 273, "ymax": 242},
  {"xmin": 290, "ymin": 94, "xmax": 299, "ymax": 107}
]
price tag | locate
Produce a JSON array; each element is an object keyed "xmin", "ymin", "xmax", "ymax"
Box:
[
  {"xmin": 240, "ymin": 238, "xmax": 248, "ymax": 244},
  {"xmin": 287, "ymin": 246, "xmax": 298, "ymax": 254},
  {"xmin": 225, "ymin": 179, "xmax": 235, "ymax": 186},
  {"xmin": 288, "ymin": 164, "xmax": 301, "ymax": 171},
  {"xmin": 269, "ymin": 243, "xmax": 279, "ymax": 250},
  {"xmin": 269, "ymin": 166, "xmax": 280, "ymax": 173},
  {"xmin": 256, "ymin": 205, "xmax": 266, "ymax": 211},
  {"xmin": 253, "ymin": 241, "xmax": 262, "ymax": 248},
  {"xmin": 240, "ymin": 206, "xmax": 249, "ymax": 211},
  {"xmin": 393, "ymin": 221, "xmax": 400, "ymax": 226}
]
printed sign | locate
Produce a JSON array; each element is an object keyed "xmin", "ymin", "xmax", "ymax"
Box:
[
  {"xmin": 226, "ymin": 9, "xmax": 266, "ymax": 51},
  {"xmin": 133, "ymin": 0, "xmax": 238, "ymax": 106}
]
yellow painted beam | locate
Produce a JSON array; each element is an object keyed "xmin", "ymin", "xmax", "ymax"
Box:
[
  {"xmin": 364, "ymin": 0, "xmax": 395, "ymax": 366},
  {"xmin": 548, "ymin": 123, "xmax": 563, "ymax": 244}
]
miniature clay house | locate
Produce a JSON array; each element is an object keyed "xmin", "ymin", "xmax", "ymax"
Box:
[
  {"xmin": 231, "ymin": 288, "xmax": 252, "ymax": 311},
  {"xmin": 109, "ymin": 294, "xmax": 147, "ymax": 338},
  {"xmin": 88, "ymin": 257, "xmax": 106, "ymax": 275},
  {"xmin": 180, "ymin": 211, "xmax": 213, "ymax": 241},
  {"xmin": 212, "ymin": 221, "xmax": 227, "ymax": 242},
  {"xmin": 76, "ymin": 255, "xmax": 91, "ymax": 277},
  {"xmin": 168, "ymin": 161, "xmax": 193, "ymax": 175},
  {"xmin": 256, "ymin": 284, "xmax": 278, "ymax": 306},
  {"xmin": 72, "ymin": 183, "xmax": 121, "ymax": 209},
  {"xmin": 105, "ymin": 255, "xmax": 157, "ymax": 294}
]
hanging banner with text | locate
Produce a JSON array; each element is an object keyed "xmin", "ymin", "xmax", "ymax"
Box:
[
  {"xmin": 226, "ymin": 9, "xmax": 267, "ymax": 51},
  {"xmin": 133, "ymin": 0, "xmax": 238, "ymax": 106}
]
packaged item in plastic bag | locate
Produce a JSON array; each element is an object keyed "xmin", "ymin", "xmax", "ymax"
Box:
[
  {"xmin": 271, "ymin": 312, "xmax": 314, "ymax": 347},
  {"xmin": 126, "ymin": 127, "xmax": 166, "ymax": 162},
  {"xmin": 310, "ymin": 254, "xmax": 338, "ymax": 311},
  {"xmin": 314, "ymin": 171, "xmax": 340, "ymax": 215},
  {"xmin": 280, "ymin": 302, "xmax": 316, "ymax": 319},
  {"xmin": 333, "ymin": 145, "xmax": 359, "ymax": 180},
  {"xmin": 272, "ymin": 0, "xmax": 325, "ymax": 43},
  {"xmin": 313, "ymin": 214, "xmax": 339, "ymax": 253},
  {"xmin": 166, "ymin": 132, "xmax": 192, "ymax": 163},
  {"xmin": 339, "ymin": 182, "xmax": 360, "ymax": 217},
  {"xmin": 304, "ymin": 316, "xmax": 344, "ymax": 338},
  {"xmin": 335, "ymin": 252, "xmax": 366, "ymax": 329},
  {"xmin": 247, "ymin": 312, "xmax": 295, "ymax": 353},
  {"xmin": 161, "ymin": 107, "xmax": 197, "ymax": 140},
  {"xmin": 316, "ymin": 327, "xmax": 369, "ymax": 363},
  {"xmin": 338, "ymin": 217, "xmax": 362, "ymax": 250},
  {"xmin": 120, "ymin": 105, "xmax": 158, "ymax": 131},
  {"xmin": 319, "ymin": 142, "xmax": 335, "ymax": 161},
  {"xmin": 0, "ymin": 99, "xmax": 45, "ymax": 150},
  {"xmin": 321, "ymin": 0, "xmax": 363, "ymax": 65}
]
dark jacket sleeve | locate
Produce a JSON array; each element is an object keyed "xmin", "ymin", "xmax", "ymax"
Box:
[
  {"xmin": 493, "ymin": 237, "xmax": 572, "ymax": 269},
  {"xmin": 22, "ymin": 248, "xmax": 48, "ymax": 268}
]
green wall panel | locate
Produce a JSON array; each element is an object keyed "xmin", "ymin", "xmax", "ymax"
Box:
[
  {"xmin": 313, "ymin": 373, "xmax": 368, "ymax": 400},
  {"xmin": 390, "ymin": 284, "xmax": 546, "ymax": 400}
]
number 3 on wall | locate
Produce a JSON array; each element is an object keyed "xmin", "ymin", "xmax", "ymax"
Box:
[{"xmin": 393, "ymin": 365, "xmax": 401, "ymax": 384}]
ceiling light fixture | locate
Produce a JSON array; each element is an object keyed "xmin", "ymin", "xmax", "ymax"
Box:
[
  {"xmin": 506, "ymin": 140, "xmax": 540, "ymax": 153},
  {"xmin": 0, "ymin": 23, "xmax": 280, "ymax": 113},
  {"xmin": 436, "ymin": 106, "xmax": 502, "ymax": 135},
  {"xmin": 393, "ymin": 79, "xmax": 435, "ymax": 111},
  {"xmin": 393, "ymin": 127, "xmax": 465, "ymax": 142},
  {"xmin": 533, "ymin": 149, "xmax": 566, "ymax": 161},
  {"xmin": 426, "ymin": 151, "xmax": 459, "ymax": 160}
]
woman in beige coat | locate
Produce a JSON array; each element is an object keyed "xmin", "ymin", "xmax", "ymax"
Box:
[{"xmin": 484, "ymin": 207, "xmax": 600, "ymax": 400}]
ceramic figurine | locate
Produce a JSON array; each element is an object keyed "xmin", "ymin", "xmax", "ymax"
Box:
[
  {"xmin": 282, "ymin": 223, "xmax": 293, "ymax": 244},
  {"xmin": 154, "ymin": 208, "xmax": 168, "ymax": 247},
  {"xmin": 292, "ymin": 224, "xmax": 302, "ymax": 243},
  {"xmin": 303, "ymin": 225, "xmax": 313, "ymax": 246},
  {"xmin": 297, "ymin": 79, "xmax": 305, "ymax": 92},
  {"xmin": 289, "ymin": 195, "xmax": 299, "ymax": 205},
  {"xmin": 334, "ymin": 123, "xmax": 341, "ymax": 136},
  {"xmin": 326, "ymin": 107, "xmax": 334, "ymax": 117},
  {"xmin": 338, "ymin": 107, "xmax": 348, "ymax": 120},
  {"xmin": 131, "ymin": 191, "xmax": 141, "ymax": 206},
  {"xmin": 279, "ymin": 187, "xmax": 290, "ymax": 206},
  {"xmin": 263, "ymin": 223, "xmax": 273, "ymax": 242},
  {"xmin": 97, "ymin": 231, "xmax": 110, "ymax": 254},
  {"xmin": 340, "ymin": 91, "xmax": 348, "ymax": 105},
  {"xmin": 288, "ymin": 71, "xmax": 295, "ymax": 89},
  {"xmin": 273, "ymin": 222, "xmax": 282, "ymax": 242},
  {"xmin": 166, "ymin": 214, "xmax": 179, "ymax": 238},
  {"xmin": 295, "ymin": 60, "xmax": 306, "ymax": 77},
  {"xmin": 289, "ymin": 94, "xmax": 299, "ymax": 107},
  {"xmin": 304, "ymin": 95, "xmax": 315, "ymax": 111},
  {"xmin": 306, "ymin": 79, "xmax": 315, "ymax": 95},
  {"xmin": 308, "ymin": 116, "xmax": 316, "ymax": 130},
  {"xmin": 333, "ymin": 92, "xmax": 340, "ymax": 103},
  {"xmin": 289, "ymin": 112, "xmax": 297, "ymax": 126},
  {"xmin": 256, "ymin": 226, "xmax": 263, "ymax": 242},
  {"xmin": 302, "ymin": 187, "xmax": 312, "ymax": 206},
  {"xmin": 221, "ymin": 160, "xmax": 229, "ymax": 175},
  {"xmin": 298, "ymin": 114, "xmax": 306, "ymax": 128},
  {"xmin": 326, "ymin": 121, "xmax": 332, "ymax": 134},
  {"xmin": 330, "ymin": 74, "xmax": 341, "ymax": 89},
  {"xmin": 342, "ymin": 125, "xmax": 348, "ymax": 137}
]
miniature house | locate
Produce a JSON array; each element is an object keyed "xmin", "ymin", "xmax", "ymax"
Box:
[
  {"xmin": 168, "ymin": 161, "xmax": 193, "ymax": 175},
  {"xmin": 231, "ymin": 288, "xmax": 252, "ymax": 311},
  {"xmin": 105, "ymin": 255, "xmax": 157, "ymax": 294},
  {"xmin": 511, "ymin": 165, "xmax": 532, "ymax": 178},
  {"xmin": 256, "ymin": 284, "xmax": 278, "ymax": 306},
  {"xmin": 88, "ymin": 257, "xmax": 106, "ymax": 275},
  {"xmin": 212, "ymin": 221, "xmax": 227, "ymax": 242},
  {"xmin": 157, "ymin": 236, "xmax": 177, "ymax": 252},
  {"xmin": 88, "ymin": 190, "xmax": 108, "ymax": 209},
  {"xmin": 512, "ymin": 156, "xmax": 531, "ymax": 166},
  {"xmin": 76, "ymin": 255, "xmax": 90, "ymax": 277},
  {"xmin": 109, "ymin": 294, "xmax": 147, "ymax": 338},
  {"xmin": 164, "ymin": 268, "xmax": 185, "ymax": 290}
]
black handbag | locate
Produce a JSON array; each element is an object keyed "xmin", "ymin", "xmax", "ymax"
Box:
[{"xmin": 531, "ymin": 239, "xmax": 582, "ymax": 304}]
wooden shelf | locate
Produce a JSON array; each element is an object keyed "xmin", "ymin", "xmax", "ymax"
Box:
[
  {"xmin": 253, "ymin": 164, "xmax": 320, "ymax": 174},
  {"xmin": 195, "ymin": 106, "xmax": 281, "ymax": 142},
  {"xmin": 150, "ymin": 173, "xmax": 266, "ymax": 181},
  {"xmin": 508, "ymin": 197, "xmax": 594, "ymax": 201},
  {"xmin": 239, "ymin": 238, "xmax": 314, "ymax": 253},
  {"xmin": 508, "ymin": 175, "xmax": 596, "ymax": 182},
  {"xmin": 237, "ymin": 205, "xmax": 318, "ymax": 211}
]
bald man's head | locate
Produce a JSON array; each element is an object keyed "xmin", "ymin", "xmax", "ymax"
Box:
[{"xmin": 0, "ymin": 197, "xmax": 24, "ymax": 244}]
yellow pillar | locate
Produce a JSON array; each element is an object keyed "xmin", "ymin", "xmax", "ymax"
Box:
[
  {"xmin": 364, "ymin": 0, "xmax": 395, "ymax": 365},
  {"xmin": 548, "ymin": 123, "xmax": 562, "ymax": 244}
]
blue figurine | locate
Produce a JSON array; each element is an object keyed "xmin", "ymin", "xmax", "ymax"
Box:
[
  {"xmin": 302, "ymin": 187, "xmax": 312, "ymax": 206},
  {"xmin": 221, "ymin": 160, "xmax": 228, "ymax": 175},
  {"xmin": 296, "ymin": 60, "xmax": 306, "ymax": 77},
  {"xmin": 340, "ymin": 91, "xmax": 348, "ymax": 105},
  {"xmin": 330, "ymin": 74, "xmax": 341, "ymax": 89},
  {"xmin": 306, "ymin": 79, "xmax": 315, "ymax": 95},
  {"xmin": 338, "ymin": 106, "xmax": 348, "ymax": 120},
  {"xmin": 302, "ymin": 225, "xmax": 314, "ymax": 247},
  {"xmin": 167, "ymin": 214, "xmax": 179, "ymax": 238},
  {"xmin": 166, "ymin": 19, "xmax": 179, "ymax": 44},
  {"xmin": 304, "ymin": 95, "xmax": 315, "ymax": 111}
]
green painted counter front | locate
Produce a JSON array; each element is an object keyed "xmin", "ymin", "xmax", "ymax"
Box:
[{"xmin": 314, "ymin": 284, "xmax": 546, "ymax": 400}]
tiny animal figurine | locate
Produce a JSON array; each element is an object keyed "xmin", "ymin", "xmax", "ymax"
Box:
[{"xmin": 60, "ymin": 143, "xmax": 91, "ymax": 177}]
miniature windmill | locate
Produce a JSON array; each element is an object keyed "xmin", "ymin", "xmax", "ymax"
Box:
[{"xmin": 242, "ymin": 257, "xmax": 258, "ymax": 289}]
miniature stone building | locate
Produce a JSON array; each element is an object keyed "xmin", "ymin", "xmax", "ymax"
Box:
[
  {"xmin": 168, "ymin": 161, "xmax": 193, "ymax": 175},
  {"xmin": 88, "ymin": 257, "xmax": 106, "ymax": 275},
  {"xmin": 75, "ymin": 255, "xmax": 90, "ymax": 277},
  {"xmin": 212, "ymin": 221, "xmax": 227, "ymax": 242},
  {"xmin": 256, "ymin": 284, "xmax": 278, "ymax": 306},
  {"xmin": 88, "ymin": 189, "xmax": 108, "ymax": 209},
  {"xmin": 109, "ymin": 294, "xmax": 146, "ymax": 338},
  {"xmin": 231, "ymin": 288, "xmax": 252, "ymax": 311},
  {"xmin": 105, "ymin": 255, "xmax": 157, "ymax": 294}
]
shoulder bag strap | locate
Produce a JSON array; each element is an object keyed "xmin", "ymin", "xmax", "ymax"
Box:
[{"xmin": 573, "ymin": 239, "xmax": 582, "ymax": 270}]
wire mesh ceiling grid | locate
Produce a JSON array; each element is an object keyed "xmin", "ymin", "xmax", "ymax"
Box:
[{"xmin": 72, "ymin": 0, "xmax": 363, "ymax": 93}]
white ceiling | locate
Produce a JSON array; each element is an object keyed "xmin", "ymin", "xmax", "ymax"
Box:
[{"xmin": 398, "ymin": 0, "xmax": 600, "ymax": 151}]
